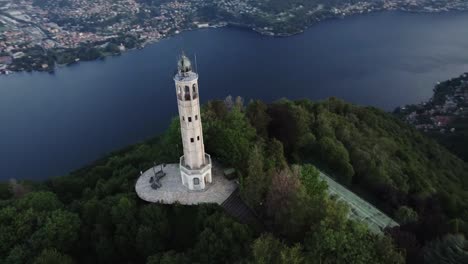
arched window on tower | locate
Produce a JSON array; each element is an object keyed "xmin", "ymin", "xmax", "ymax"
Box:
[
  {"xmin": 192, "ymin": 84, "xmax": 198, "ymax": 99},
  {"xmin": 184, "ymin": 86, "xmax": 191, "ymax": 101},
  {"xmin": 177, "ymin": 86, "xmax": 182, "ymax": 100}
]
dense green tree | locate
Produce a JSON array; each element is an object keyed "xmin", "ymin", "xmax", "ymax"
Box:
[
  {"xmin": 251, "ymin": 233, "xmax": 284, "ymax": 264},
  {"xmin": 423, "ymin": 234, "xmax": 468, "ymax": 264},
  {"xmin": 298, "ymin": 164, "xmax": 328, "ymax": 226},
  {"xmin": 13, "ymin": 207, "xmax": 37, "ymax": 244},
  {"xmin": 387, "ymin": 228, "xmax": 423, "ymax": 263},
  {"xmin": 305, "ymin": 200, "xmax": 403, "ymax": 264},
  {"xmin": 246, "ymin": 100, "xmax": 271, "ymax": 138},
  {"xmin": 265, "ymin": 168, "xmax": 312, "ymax": 241},
  {"xmin": 373, "ymin": 234, "xmax": 407, "ymax": 264},
  {"xmin": 4, "ymin": 245, "xmax": 29, "ymax": 264},
  {"xmin": 265, "ymin": 138, "xmax": 288, "ymax": 170},
  {"xmin": 203, "ymin": 100, "xmax": 228, "ymax": 120},
  {"xmin": 317, "ymin": 137, "xmax": 354, "ymax": 184},
  {"xmin": 95, "ymin": 236, "xmax": 117, "ymax": 263},
  {"xmin": 111, "ymin": 196, "xmax": 138, "ymax": 259},
  {"xmin": 242, "ymin": 145, "xmax": 268, "ymax": 209},
  {"xmin": 30, "ymin": 209, "xmax": 81, "ymax": 253},
  {"xmin": 267, "ymin": 100, "xmax": 310, "ymax": 159},
  {"xmin": 395, "ymin": 206, "xmax": 419, "ymax": 224},
  {"xmin": 161, "ymin": 118, "xmax": 182, "ymax": 161},
  {"xmin": 280, "ymin": 244, "xmax": 304, "ymax": 264},
  {"xmin": 299, "ymin": 164, "xmax": 327, "ymax": 198},
  {"xmin": 193, "ymin": 212, "xmax": 253, "ymax": 264},
  {"xmin": 251, "ymin": 233, "xmax": 304, "ymax": 264},
  {"xmin": 147, "ymin": 250, "xmax": 189, "ymax": 264},
  {"xmin": 136, "ymin": 205, "xmax": 170, "ymax": 257},
  {"xmin": 0, "ymin": 182, "xmax": 11, "ymax": 199},
  {"xmin": 313, "ymin": 112, "xmax": 335, "ymax": 139},
  {"xmin": 204, "ymin": 105, "xmax": 256, "ymax": 169},
  {"xmin": 0, "ymin": 206, "xmax": 18, "ymax": 256},
  {"xmin": 17, "ymin": 191, "xmax": 63, "ymax": 212},
  {"xmin": 49, "ymin": 176, "xmax": 85, "ymax": 203},
  {"xmin": 33, "ymin": 248, "xmax": 73, "ymax": 264}
]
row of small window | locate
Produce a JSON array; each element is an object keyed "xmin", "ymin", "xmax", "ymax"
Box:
[
  {"xmin": 182, "ymin": 115, "xmax": 198, "ymax": 122},
  {"xmin": 190, "ymin": 136, "xmax": 200, "ymax": 143}
]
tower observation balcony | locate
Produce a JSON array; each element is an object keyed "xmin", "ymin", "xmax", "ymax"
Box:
[
  {"xmin": 179, "ymin": 153, "xmax": 211, "ymax": 174},
  {"xmin": 174, "ymin": 71, "xmax": 198, "ymax": 82}
]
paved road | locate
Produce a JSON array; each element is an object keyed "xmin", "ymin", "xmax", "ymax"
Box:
[{"xmin": 319, "ymin": 172, "xmax": 399, "ymax": 234}]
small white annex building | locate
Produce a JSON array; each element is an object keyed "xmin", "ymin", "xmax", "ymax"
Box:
[{"xmin": 174, "ymin": 54, "xmax": 212, "ymax": 191}]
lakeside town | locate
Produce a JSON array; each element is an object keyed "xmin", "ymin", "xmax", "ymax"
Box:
[
  {"xmin": 395, "ymin": 73, "xmax": 468, "ymax": 162},
  {"xmin": 397, "ymin": 73, "xmax": 468, "ymax": 134},
  {"xmin": 1, "ymin": 0, "xmax": 468, "ymax": 74}
]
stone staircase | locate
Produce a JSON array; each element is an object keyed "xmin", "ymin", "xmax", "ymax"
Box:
[{"xmin": 221, "ymin": 189, "xmax": 264, "ymax": 231}]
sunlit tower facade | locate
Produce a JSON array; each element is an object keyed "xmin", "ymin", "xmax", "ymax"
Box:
[{"xmin": 174, "ymin": 54, "xmax": 212, "ymax": 191}]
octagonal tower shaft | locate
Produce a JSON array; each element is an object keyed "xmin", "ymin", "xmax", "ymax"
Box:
[{"xmin": 174, "ymin": 63, "xmax": 206, "ymax": 169}]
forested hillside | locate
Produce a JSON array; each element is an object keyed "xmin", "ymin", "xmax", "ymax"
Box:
[
  {"xmin": 1, "ymin": 97, "xmax": 467, "ymax": 263},
  {"xmin": 202, "ymin": 97, "xmax": 468, "ymax": 262}
]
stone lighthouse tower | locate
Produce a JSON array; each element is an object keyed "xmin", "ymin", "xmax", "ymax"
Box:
[{"xmin": 174, "ymin": 54, "xmax": 212, "ymax": 191}]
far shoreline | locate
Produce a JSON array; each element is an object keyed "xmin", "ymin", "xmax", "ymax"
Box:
[{"xmin": 3, "ymin": 10, "xmax": 468, "ymax": 77}]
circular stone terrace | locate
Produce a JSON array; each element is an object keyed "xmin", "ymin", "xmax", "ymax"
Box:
[{"xmin": 135, "ymin": 163, "xmax": 237, "ymax": 205}]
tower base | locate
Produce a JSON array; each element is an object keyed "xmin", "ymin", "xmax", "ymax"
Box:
[{"xmin": 179, "ymin": 154, "xmax": 212, "ymax": 191}]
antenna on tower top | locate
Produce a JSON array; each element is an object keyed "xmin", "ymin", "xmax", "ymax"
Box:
[
  {"xmin": 178, "ymin": 49, "xmax": 184, "ymax": 64},
  {"xmin": 194, "ymin": 53, "xmax": 198, "ymax": 73}
]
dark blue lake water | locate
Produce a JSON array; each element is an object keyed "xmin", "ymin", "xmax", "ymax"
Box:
[{"xmin": 1, "ymin": 11, "xmax": 468, "ymax": 180}]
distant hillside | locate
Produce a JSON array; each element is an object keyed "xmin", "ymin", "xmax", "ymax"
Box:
[
  {"xmin": 395, "ymin": 73, "xmax": 468, "ymax": 162},
  {"xmin": 1, "ymin": 97, "xmax": 467, "ymax": 263}
]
